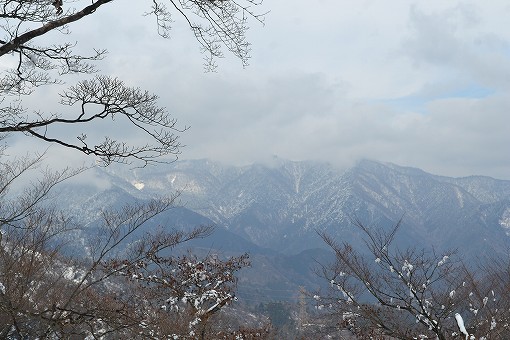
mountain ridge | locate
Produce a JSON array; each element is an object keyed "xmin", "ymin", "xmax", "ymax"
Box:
[
  {"xmin": 83, "ymin": 158, "xmax": 510, "ymax": 257},
  {"xmin": 49, "ymin": 158, "xmax": 510, "ymax": 302}
]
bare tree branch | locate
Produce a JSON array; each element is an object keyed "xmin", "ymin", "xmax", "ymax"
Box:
[{"xmin": 316, "ymin": 218, "xmax": 510, "ymax": 339}]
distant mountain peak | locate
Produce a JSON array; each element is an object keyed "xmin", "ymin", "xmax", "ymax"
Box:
[{"xmin": 61, "ymin": 158, "xmax": 510, "ymax": 258}]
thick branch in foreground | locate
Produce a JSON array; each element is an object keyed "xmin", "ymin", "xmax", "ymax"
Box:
[
  {"xmin": 0, "ymin": 0, "xmax": 112, "ymax": 94},
  {"xmin": 0, "ymin": 1, "xmax": 112, "ymax": 57},
  {"xmin": 0, "ymin": 0, "xmax": 265, "ymax": 94}
]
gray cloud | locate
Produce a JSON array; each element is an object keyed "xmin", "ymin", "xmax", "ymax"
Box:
[{"xmin": 403, "ymin": 4, "xmax": 510, "ymax": 91}]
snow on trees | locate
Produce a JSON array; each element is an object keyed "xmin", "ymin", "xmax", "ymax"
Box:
[
  {"xmin": 1, "ymin": 0, "xmax": 266, "ymax": 338},
  {"xmin": 108, "ymin": 251, "xmax": 250, "ymax": 339},
  {"xmin": 317, "ymin": 217, "xmax": 510, "ymax": 339}
]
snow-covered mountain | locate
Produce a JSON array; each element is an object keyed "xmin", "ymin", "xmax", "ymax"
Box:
[
  {"xmin": 72, "ymin": 158, "xmax": 509, "ymax": 259},
  {"xmin": 49, "ymin": 159, "xmax": 510, "ymax": 301}
]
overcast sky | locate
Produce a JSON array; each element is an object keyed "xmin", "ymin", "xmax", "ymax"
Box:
[{"xmin": 9, "ymin": 0, "xmax": 510, "ymax": 179}]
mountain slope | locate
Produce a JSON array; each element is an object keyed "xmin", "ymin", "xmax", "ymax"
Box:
[
  {"xmin": 82, "ymin": 159, "xmax": 510, "ymax": 259},
  {"xmin": 48, "ymin": 159, "xmax": 510, "ymax": 302}
]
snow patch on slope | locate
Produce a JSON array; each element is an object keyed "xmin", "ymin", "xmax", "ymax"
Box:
[
  {"xmin": 499, "ymin": 207, "xmax": 510, "ymax": 236},
  {"xmin": 454, "ymin": 187, "xmax": 464, "ymax": 208},
  {"xmin": 132, "ymin": 181, "xmax": 145, "ymax": 190}
]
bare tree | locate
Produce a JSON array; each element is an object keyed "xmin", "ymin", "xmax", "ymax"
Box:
[
  {"xmin": 316, "ymin": 218, "xmax": 510, "ymax": 339},
  {"xmin": 1, "ymin": 0, "xmax": 265, "ymax": 166},
  {"xmin": 0, "ymin": 161, "xmax": 215, "ymax": 338},
  {"xmin": 461, "ymin": 257, "xmax": 510, "ymax": 339},
  {"xmin": 108, "ymin": 250, "xmax": 250, "ymax": 339},
  {"xmin": 0, "ymin": 1, "xmax": 267, "ymax": 337}
]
